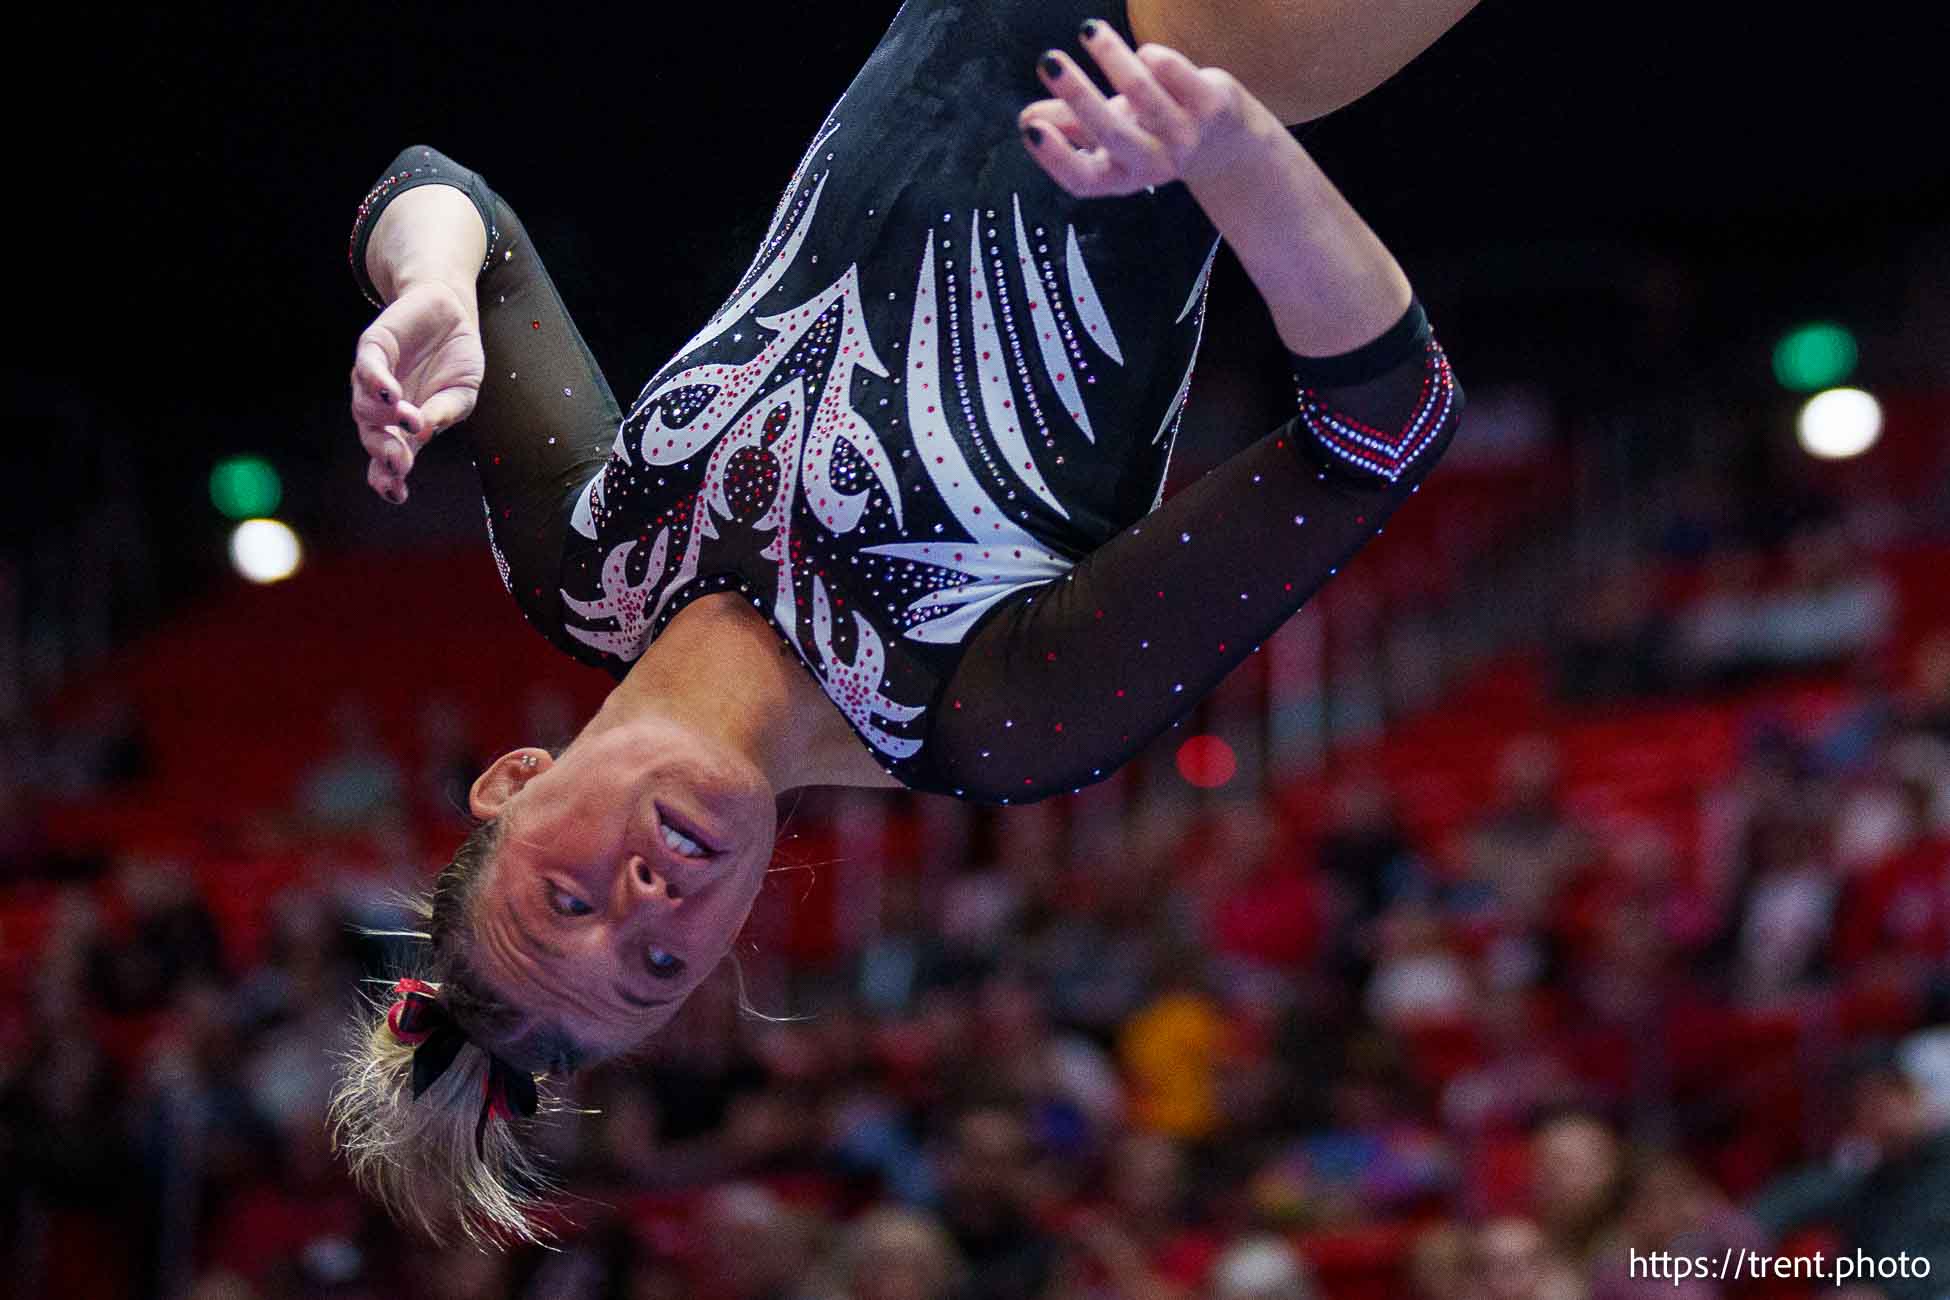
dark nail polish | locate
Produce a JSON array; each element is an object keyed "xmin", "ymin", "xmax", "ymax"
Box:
[
  {"xmin": 1080, "ymin": 19, "xmax": 1101, "ymax": 39},
  {"xmin": 1040, "ymin": 52, "xmax": 1062, "ymax": 78},
  {"xmin": 1023, "ymin": 123, "xmax": 1044, "ymax": 146}
]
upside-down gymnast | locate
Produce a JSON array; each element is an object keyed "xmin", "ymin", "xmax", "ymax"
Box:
[{"xmin": 332, "ymin": 0, "xmax": 1477, "ymax": 1242}]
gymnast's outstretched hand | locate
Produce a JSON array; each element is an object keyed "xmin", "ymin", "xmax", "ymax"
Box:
[
  {"xmin": 348, "ymin": 279, "xmax": 484, "ymax": 504},
  {"xmin": 1018, "ymin": 21, "xmax": 1284, "ymax": 198}
]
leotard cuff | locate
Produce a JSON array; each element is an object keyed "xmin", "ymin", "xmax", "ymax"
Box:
[
  {"xmin": 1287, "ymin": 299, "xmax": 1430, "ymax": 388},
  {"xmin": 1287, "ymin": 300, "xmax": 1461, "ymax": 485},
  {"xmin": 347, "ymin": 145, "xmax": 502, "ymax": 310}
]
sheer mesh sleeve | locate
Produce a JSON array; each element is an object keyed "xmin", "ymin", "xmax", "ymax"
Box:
[
  {"xmin": 918, "ymin": 302, "xmax": 1461, "ymax": 802},
  {"xmin": 348, "ymin": 145, "xmax": 618, "ymax": 659}
]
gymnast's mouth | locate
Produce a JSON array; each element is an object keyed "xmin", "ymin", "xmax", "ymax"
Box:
[{"xmin": 652, "ymin": 802, "xmax": 722, "ymax": 860}]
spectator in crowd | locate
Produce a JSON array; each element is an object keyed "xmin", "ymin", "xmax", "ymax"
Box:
[
  {"xmin": 1671, "ymin": 523, "xmax": 1893, "ymax": 689},
  {"xmin": 1315, "ymin": 771, "xmax": 1427, "ymax": 951},
  {"xmin": 932, "ymin": 1103, "xmax": 1059, "ymax": 1300},
  {"xmin": 0, "ymin": 1012, "xmax": 142, "ymax": 1298},
  {"xmin": 823, "ymin": 1206, "xmax": 964, "ymax": 1300},
  {"xmin": 1901, "ymin": 630, "xmax": 1950, "ymax": 744},
  {"xmin": 1118, "ymin": 957, "xmax": 1232, "ymax": 1143},
  {"xmin": 1442, "ymin": 992, "xmax": 1579, "ymax": 1138},
  {"xmin": 1196, "ymin": 807, "xmax": 1330, "ymax": 1011},
  {"xmin": 1207, "ymin": 1235, "xmax": 1317, "ymax": 1300},
  {"xmin": 92, "ymin": 856, "xmax": 228, "ymax": 1013},
  {"xmin": 854, "ymin": 870, "xmax": 951, "ymax": 1017},
  {"xmin": 1671, "ymin": 549, "xmax": 1768, "ymax": 690},
  {"xmin": 1253, "ymin": 1029, "xmax": 1455, "ymax": 1227},
  {"xmin": 1528, "ymin": 1109, "xmax": 1626, "ymax": 1275},
  {"xmin": 1023, "ymin": 844, "xmax": 1159, "ymax": 1038},
  {"xmin": 1472, "ymin": 1217, "xmax": 1582, "ymax": 1300},
  {"xmin": 1407, "ymin": 1221, "xmax": 1473, "ymax": 1300},
  {"xmin": 1754, "ymin": 522, "xmax": 1893, "ymax": 674},
  {"xmin": 1707, "ymin": 809, "xmax": 1840, "ymax": 1006},
  {"xmin": 692, "ymin": 1182, "xmax": 823, "ymax": 1300},
  {"xmin": 294, "ymin": 694, "xmax": 405, "ymax": 832},
  {"xmin": 972, "ymin": 971, "xmax": 1126, "ymax": 1156},
  {"xmin": 1066, "ymin": 1131, "xmax": 1221, "ymax": 1294},
  {"xmin": 1835, "ymin": 789, "xmax": 1950, "ymax": 977},
  {"xmin": 1831, "ymin": 732, "xmax": 1947, "ymax": 873},
  {"xmin": 1461, "ymin": 737, "xmax": 1594, "ymax": 926},
  {"xmin": 1588, "ymin": 1152, "xmax": 1764, "ymax": 1300},
  {"xmin": 1366, "ymin": 898, "xmax": 1476, "ymax": 1027},
  {"xmin": 1556, "ymin": 561, "xmax": 1671, "ymax": 703},
  {"xmin": 1750, "ymin": 1046, "xmax": 1950, "ymax": 1300},
  {"xmin": 186, "ymin": 1270, "xmax": 260, "ymax": 1300},
  {"xmin": 397, "ymin": 1241, "xmax": 517, "ymax": 1300}
]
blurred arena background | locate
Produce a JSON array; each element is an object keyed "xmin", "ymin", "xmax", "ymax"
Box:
[{"xmin": 5, "ymin": 2, "xmax": 1949, "ymax": 1298}]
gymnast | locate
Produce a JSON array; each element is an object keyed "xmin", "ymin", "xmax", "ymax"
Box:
[{"xmin": 332, "ymin": 0, "xmax": 1476, "ymax": 1241}]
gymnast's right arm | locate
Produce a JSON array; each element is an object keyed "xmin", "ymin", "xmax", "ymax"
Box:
[
  {"xmin": 345, "ymin": 145, "xmax": 621, "ymax": 654},
  {"xmin": 916, "ymin": 33, "xmax": 1460, "ymax": 801}
]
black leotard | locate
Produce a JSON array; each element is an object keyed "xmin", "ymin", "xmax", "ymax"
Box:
[{"xmin": 347, "ymin": 0, "xmax": 1462, "ymax": 803}]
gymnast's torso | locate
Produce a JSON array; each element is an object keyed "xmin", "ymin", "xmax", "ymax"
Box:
[
  {"xmin": 553, "ymin": 0, "xmax": 1224, "ymax": 765},
  {"xmin": 347, "ymin": 0, "xmax": 1462, "ymax": 801}
]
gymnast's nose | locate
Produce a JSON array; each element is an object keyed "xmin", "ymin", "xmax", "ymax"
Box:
[{"xmin": 624, "ymin": 854, "xmax": 680, "ymax": 906}]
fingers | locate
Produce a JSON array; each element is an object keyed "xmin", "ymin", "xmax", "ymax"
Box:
[
  {"xmin": 1020, "ymin": 115, "xmax": 1121, "ymax": 197},
  {"xmin": 1020, "ymin": 22, "xmax": 1233, "ymax": 195},
  {"xmin": 1076, "ymin": 22, "xmax": 1197, "ymax": 151},
  {"xmin": 360, "ymin": 423, "xmax": 415, "ymax": 504},
  {"xmin": 367, "ymin": 455, "xmax": 408, "ymax": 505},
  {"xmin": 1035, "ymin": 48, "xmax": 1156, "ymax": 170},
  {"xmin": 415, "ymin": 388, "xmax": 477, "ymax": 440},
  {"xmin": 1019, "ymin": 98, "xmax": 1096, "ymax": 149},
  {"xmin": 354, "ymin": 406, "xmax": 419, "ymax": 500},
  {"xmin": 353, "ymin": 402, "xmax": 423, "ymax": 468},
  {"xmin": 351, "ymin": 330, "xmax": 417, "ymax": 501},
  {"xmin": 349, "ymin": 334, "xmax": 422, "ymax": 439},
  {"xmin": 1137, "ymin": 44, "xmax": 1242, "ymax": 126}
]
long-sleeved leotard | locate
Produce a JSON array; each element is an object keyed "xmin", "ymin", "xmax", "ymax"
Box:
[{"xmin": 347, "ymin": 0, "xmax": 1461, "ymax": 804}]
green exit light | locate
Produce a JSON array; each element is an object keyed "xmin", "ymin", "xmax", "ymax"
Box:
[
  {"xmin": 1773, "ymin": 323, "xmax": 1858, "ymax": 392},
  {"xmin": 209, "ymin": 456, "xmax": 283, "ymax": 520}
]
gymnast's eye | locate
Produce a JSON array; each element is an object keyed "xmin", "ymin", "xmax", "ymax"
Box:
[
  {"xmin": 546, "ymin": 884, "xmax": 594, "ymax": 917},
  {"xmin": 646, "ymin": 948, "xmax": 686, "ymax": 979}
]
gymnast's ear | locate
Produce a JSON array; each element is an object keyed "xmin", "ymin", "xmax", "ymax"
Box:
[{"xmin": 469, "ymin": 748, "xmax": 553, "ymax": 820}]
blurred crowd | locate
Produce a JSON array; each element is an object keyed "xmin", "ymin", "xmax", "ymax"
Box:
[
  {"xmin": 5, "ymin": 533, "xmax": 1950, "ymax": 1300},
  {"xmin": 1554, "ymin": 483, "xmax": 1900, "ymax": 706}
]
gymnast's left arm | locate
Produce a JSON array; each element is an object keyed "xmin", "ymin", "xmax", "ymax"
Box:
[
  {"xmin": 1023, "ymin": 26, "xmax": 1413, "ymax": 355},
  {"xmin": 916, "ymin": 33, "xmax": 1461, "ymax": 802}
]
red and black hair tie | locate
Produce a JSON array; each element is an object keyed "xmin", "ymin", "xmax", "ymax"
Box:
[{"xmin": 386, "ymin": 978, "xmax": 539, "ymax": 1157}]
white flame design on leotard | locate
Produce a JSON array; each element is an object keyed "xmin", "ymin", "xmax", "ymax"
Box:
[
  {"xmin": 559, "ymin": 126, "xmax": 1183, "ymax": 756},
  {"xmin": 1065, "ymin": 224, "xmax": 1124, "ymax": 368},
  {"xmin": 865, "ymin": 230, "xmax": 1070, "ymax": 646},
  {"xmin": 965, "ymin": 211, "xmax": 1066, "ymax": 520}
]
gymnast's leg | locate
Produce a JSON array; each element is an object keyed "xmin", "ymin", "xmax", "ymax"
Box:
[{"xmin": 1128, "ymin": 0, "xmax": 1483, "ymax": 125}]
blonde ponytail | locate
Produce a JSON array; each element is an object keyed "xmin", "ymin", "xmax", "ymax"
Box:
[{"xmin": 328, "ymin": 821, "xmax": 575, "ymax": 1247}]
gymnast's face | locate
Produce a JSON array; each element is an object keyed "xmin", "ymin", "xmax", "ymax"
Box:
[{"xmin": 464, "ymin": 717, "xmax": 776, "ymax": 1052}]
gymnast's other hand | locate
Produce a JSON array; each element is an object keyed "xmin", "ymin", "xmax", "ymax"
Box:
[
  {"xmin": 348, "ymin": 280, "xmax": 484, "ymax": 504},
  {"xmin": 1018, "ymin": 21, "xmax": 1283, "ymax": 198}
]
